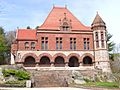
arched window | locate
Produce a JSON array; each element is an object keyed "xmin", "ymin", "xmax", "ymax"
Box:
[
  {"xmin": 25, "ymin": 42, "xmax": 29, "ymax": 49},
  {"xmin": 62, "ymin": 22, "xmax": 69, "ymax": 31},
  {"xmin": 31, "ymin": 42, "xmax": 35, "ymax": 50}
]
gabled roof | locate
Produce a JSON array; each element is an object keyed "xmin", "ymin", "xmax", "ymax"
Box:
[
  {"xmin": 92, "ymin": 13, "xmax": 105, "ymax": 25},
  {"xmin": 38, "ymin": 6, "xmax": 90, "ymax": 30},
  {"xmin": 17, "ymin": 29, "xmax": 37, "ymax": 40}
]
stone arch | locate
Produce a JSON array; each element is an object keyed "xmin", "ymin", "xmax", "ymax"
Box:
[
  {"xmin": 52, "ymin": 53, "xmax": 67, "ymax": 62},
  {"xmin": 67, "ymin": 53, "xmax": 80, "ymax": 62},
  {"xmin": 54, "ymin": 56, "xmax": 65, "ymax": 67},
  {"xmin": 83, "ymin": 56, "xmax": 92, "ymax": 65},
  {"xmin": 81, "ymin": 53, "xmax": 94, "ymax": 62},
  {"xmin": 23, "ymin": 56, "xmax": 36, "ymax": 67},
  {"xmin": 39, "ymin": 56, "xmax": 51, "ymax": 67},
  {"xmin": 21, "ymin": 53, "xmax": 38, "ymax": 62},
  {"xmin": 38, "ymin": 53, "xmax": 52, "ymax": 62},
  {"xmin": 68, "ymin": 56, "xmax": 79, "ymax": 67}
]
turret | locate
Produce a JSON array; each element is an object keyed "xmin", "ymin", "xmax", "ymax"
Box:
[
  {"xmin": 92, "ymin": 13, "xmax": 111, "ymax": 73},
  {"xmin": 92, "ymin": 13, "xmax": 107, "ymax": 50}
]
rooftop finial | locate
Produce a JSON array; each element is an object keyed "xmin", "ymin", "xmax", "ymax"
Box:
[
  {"xmin": 64, "ymin": 13, "xmax": 66, "ymax": 18},
  {"xmin": 65, "ymin": 5, "xmax": 67, "ymax": 8},
  {"xmin": 96, "ymin": 11, "xmax": 98, "ymax": 14},
  {"xmin": 53, "ymin": 4, "xmax": 55, "ymax": 8}
]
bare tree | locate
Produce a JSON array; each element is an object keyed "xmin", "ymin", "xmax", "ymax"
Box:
[{"xmin": 110, "ymin": 44, "xmax": 120, "ymax": 88}]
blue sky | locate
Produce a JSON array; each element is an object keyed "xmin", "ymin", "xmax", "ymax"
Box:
[{"xmin": 0, "ymin": 0, "xmax": 120, "ymax": 45}]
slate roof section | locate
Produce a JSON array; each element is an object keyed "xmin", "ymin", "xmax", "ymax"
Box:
[
  {"xmin": 17, "ymin": 29, "xmax": 37, "ymax": 40},
  {"xmin": 38, "ymin": 6, "xmax": 90, "ymax": 30}
]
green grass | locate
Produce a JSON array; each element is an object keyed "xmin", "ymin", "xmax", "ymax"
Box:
[{"xmin": 83, "ymin": 82, "xmax": 119, "ymax": 88}]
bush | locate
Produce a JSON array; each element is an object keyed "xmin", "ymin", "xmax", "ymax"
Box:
[
  {"xmin": 15, "ymin": 70, "xmax": 30, "ymax": 80},
  {"xmin": 2, "ymin": 69, "xmax": 30, "ymax": 80},
  {"xmin": 2, "ymin": 69, "xmax": 16, "ymax": 77},
  {"xmin": 4, "ymin": 80, "xmax": 26, "ymax": 87}
]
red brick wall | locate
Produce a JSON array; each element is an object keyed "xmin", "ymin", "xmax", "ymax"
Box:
[
  {"xmin": 37, "ymin": 32, "xmax": 94, "ymax": 51},
  {"xmin": 14, "ymin": 32, "xmax": 94, "ymax": 51}
]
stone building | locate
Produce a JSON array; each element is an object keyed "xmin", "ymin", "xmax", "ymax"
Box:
[{"xmin": 11, "ymin": 6, "xmax": 111, "ymax": 72}]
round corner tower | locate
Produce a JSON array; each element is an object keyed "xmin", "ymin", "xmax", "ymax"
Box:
[{"xmin": 91, "ymin": 13, "xmax": 111, "ymax": 73}]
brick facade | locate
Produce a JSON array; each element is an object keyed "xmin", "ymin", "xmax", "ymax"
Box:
[{"xmin": 11, "ymin": 6, "xmax": 111, "ymax": 72}]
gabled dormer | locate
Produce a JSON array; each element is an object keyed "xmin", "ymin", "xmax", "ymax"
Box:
[{"xmin": 59, "ymin": 13, "xmax": 72, "ymax": 31}]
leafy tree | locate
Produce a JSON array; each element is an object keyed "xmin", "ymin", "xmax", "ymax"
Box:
[
  {"xmin": 0, "ymin": 27, "xmax": 8, "ymax": 64},
  {"xmin": 27, "ymin": 26, "xmax": 31, "ymax": 29},
  {"xmin": 35, "ymin": 26, "xmax": 39, "ymax": 29},
  {"xmin": 107, "ymin": 33, "xmax": 115, "ymax": 60}
]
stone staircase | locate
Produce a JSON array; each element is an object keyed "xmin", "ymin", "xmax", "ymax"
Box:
[
  {"xmin": 29, "ymin": 70, "xmax": 70, "ymax": 87},
  {"xmin": 27, "ymin": 69, "xmax": 95, "ymax": 87}
]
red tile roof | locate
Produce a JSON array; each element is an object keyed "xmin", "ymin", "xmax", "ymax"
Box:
[
  {"xmin": 38, "ymin": 6, "xmax": 90, "ymax": 30},
  {"xmin": 17, "ymin": 29, "xmax": 37, "ymax": 40}
]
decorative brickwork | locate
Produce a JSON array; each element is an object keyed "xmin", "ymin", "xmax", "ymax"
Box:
[
  {"xmin": 67, "ymin": 53, "xmax": 80, "ymax": 62},
  {"xmin": 38, "ymin": 53, "xmax": 52, "ymax": 62},
  {"xmin": 52, "ymin": 53, "xmax": 67, "ymax": 62},
  {"xmin": 21, "ymin": 53, "xmax": 39, "ymax": 62}
]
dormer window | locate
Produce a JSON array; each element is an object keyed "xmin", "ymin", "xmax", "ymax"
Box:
[
  {"xmin": 59, "ymin": 13, "xmax": 72, "ymax": 31},
  {"xmin": 25, "ymin": 42, "xmax": 29, "ymax": 49}
]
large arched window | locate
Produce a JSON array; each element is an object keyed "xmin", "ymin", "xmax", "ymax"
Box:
[
  {"xmin": 39, "ymin": 56, "xmax": 50, "ymax": 67},
  {"xmin": 23, "ymin": 56, "xmax": 36, "ymax": 67},
  {"xmin": 83, "ymin": 56, "xmax": 92, "ymax": 66},
  {"xmin": 68, "ymin": 56, "xmax": 79, "ymax": 67},
  {"xmin": 54, "ymin": 56, "xmax": 65, "ymax": 67}
]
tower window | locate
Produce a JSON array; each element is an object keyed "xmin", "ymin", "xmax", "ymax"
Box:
[
  {"xmin": 96, "ymin": 41, "xmax": 99, "ymax": 48},
  {"xmin": 95, "ymin": 32, "xmax": 98, "ymax": 40},
  {"xmin": 101, "ymin": 31, "xmax": 104, "ymax": 40},
  {"xmin": 101, "ymin": 40, "xmax": 104, "ymax": 48}
]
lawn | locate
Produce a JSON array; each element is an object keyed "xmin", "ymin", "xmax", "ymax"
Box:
[{"xmin": 83, "ymin": 82, "xmax": 119, "ymax": 88}]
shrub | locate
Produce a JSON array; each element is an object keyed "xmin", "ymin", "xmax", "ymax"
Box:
[
  {"xmin": 4, "ymin": 80, "xmax": 26, "ymax": 87},
  {"xmin": 15, "ymin": 70, "xmax": 30, "ymax": 80},
  {"xmin": 2, "ymin": 69, "xmax": 30, "ymax": 80},
  {"xmin": 2, "ymin": 69, "xmax": 16, "ymax": 77}
]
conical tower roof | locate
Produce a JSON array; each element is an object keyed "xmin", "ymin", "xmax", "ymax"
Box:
[{"xmin": 92, "ymin": 13, "xmax": 105, "ymax": 27}]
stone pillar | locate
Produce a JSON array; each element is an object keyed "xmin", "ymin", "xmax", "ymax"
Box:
[
  {"xmin": 50, "ymin": 62, "xmax": 54, "ymax": 67},
  {"xmin": 79, "ymin": 62, "xmax": 82, "ymax": 67},
  {"xmin": 35, "ymin": 63, "xmax": 39, "ymax": 67},
  {"xmin": 65, "ymin": 62, "xmax": 69, "ymax": 67}
]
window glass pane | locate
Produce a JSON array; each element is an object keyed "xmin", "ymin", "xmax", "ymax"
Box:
[
  {"xmin": 87, "ymin": 42, "xmax": 89, "ymax": 50},
  {"xmin": 41, "ymin": 41, "xmax": 44, "ymax": 49},
  {"xmin": 84, "ymin": 42, "xmax": 86, "ymax": 50},
  {"xmin": 60, "ymin": 41, "xmax": 62, "ymax": 49},
  {"xmin": 25, "ymin": 42, "xmax": 29, "ymax": 47},
  {"xmin": 74, "ymin": 42, "xmax": 76, "ymax": 50},
  {"xmin": 96, "ymin": 41, "xmax": 99, "ymax": 48},
  {"xmin": 70, "ymin": 42, "xmax": 72, "ymax": 50},
  {"xmin": 31, "ymin": 42, "xmax": 35, "ymax": 47},
  {"xmin": 45, "ymin": 41, "xmax": 48, "ymax": 49}
]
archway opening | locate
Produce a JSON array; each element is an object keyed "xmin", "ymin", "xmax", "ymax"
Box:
[
  {"xmin": 39, "ymin": 56, "xmax": 50, "ymax": 67},
  {"xmin": 23, "ymin": 56, "xmax": 36, "ymax": 67},
  {"xmin": 83, "ymin": 56, "xmax": 93, "ymax": 66},
  {"xmin": 54, "ymin": 56, "xmax": 65, "ymax": 67},
  {"xmin": 68, "ymin": 56, "xmax": 79, "ymax": 67}
]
